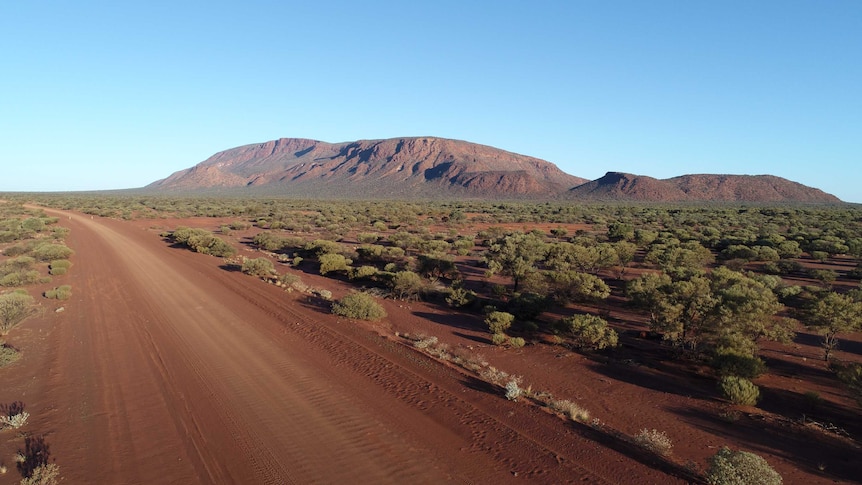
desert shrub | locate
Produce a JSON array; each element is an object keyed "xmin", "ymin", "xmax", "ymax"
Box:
[
  {"xmin": 446, "ymin": 286, "xmax": 477, "ymax": 308},
  {"xmin": 634, "ymin": 428, "xmax": 673, "ymax": 456},
  {"xmin": 550, "ymin": 399, "xmax": 590, "ymax": 422},
  {"xmin": 0, "ymin": 411, "xmax": 28, "ymax": 430},
  {"xmin": 44, "ymin": 285, "xmax": 72, "ymax": 300},
  {"xmin": 348, "ymin": 265, "xmax": 379, "ymax": 280},
  {"xmin": 0, "ymin": 292, "xmax": 36, "ymax": 334},
  {"xmin": 0, "ymin": 341, "xmax": 20, "ymax": 367},
  {"xmin": 706, "ymin": 447, "xmax": 782, "ymax": 485},
  {"xmin": 711, "ymin": 351, "xmax": 766, "ymax": 379},
  {"xmin": 241, "ymin": 257, "xmax": 275, "ymax": 277},
  {"xmin": 509, "ymin": 337, "xmax": 526, "ymax": 348},
  {"xmin": 169, "ymin": 227, "xmax": 236, "ymax": 257},
  {"xmin": 0, "ymin": 270, "xmax": 43, "ymax": 287},
  {"xmin": 331, "ymin": 292, "xmax": 387, "ymax": 321},
  {"xmin": 485, "ymin": 311, "xmax": 514, "ymax": 335},
  {"xmin": 490, "ymin": 332, "xmax": 509, "ymax": 346},
  {"xmin": 558, "ymin": 314, "xmax": 618, "ymax": 350},
  {"xmin": 504, "ymin": 379, "xmax": 523, "ymax": 401},
  {"xmin": 48, "ymin": 259, "xmax": 71, "ymax": 276},
  {"xmin": 391, "ymin": 271, "xmax": 423, "ymax": 300},
  {"xmin": 31, "ymin": 243, "xmax": 73, "ymax": 262},
  {"xmin": 318, "ymin": 253, "xmax": 352, "ymax": 275},
  {"xmin": 719, "ymin": 376, "xmax": 760, "ymax": 406},
  {"xmin": 19, "ymin": 463, "xmax": 61, "ymax": 485}
]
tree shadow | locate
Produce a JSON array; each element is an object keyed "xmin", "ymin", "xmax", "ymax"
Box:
[
  {"xmin": 672, "ymin": 406, "xmax": 861, "ymax": 482},
  {"xmin": 411, "ymin": 311, "xmax": 485, "ymax": 333},
  {"xmin": 588, "ymin": 354, "xmax": 716, "ymax": 401},
  {"xmin": 452, "ymin": 331, "xmax": 491, "ymax": 345}
]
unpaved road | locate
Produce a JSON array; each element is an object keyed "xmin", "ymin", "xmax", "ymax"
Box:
[{"xmin": 9, "ymin": 211, "xmax": 675, "ymax": 484}]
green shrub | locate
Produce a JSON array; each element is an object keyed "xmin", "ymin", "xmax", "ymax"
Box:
[
  {"xmin": 485, "ymin": 311, "xmax": 514, "ymax": 335},
  {"xmin": 48, "ymin": 259, "xmax": 71, "ymax": 276},
  {"xmin": 44, "ymin": 285, "xmax": 72, "ymax": 300},
  {"xmin": 712, "ymin": 351, "xmax": 766, "ymax": 379},
  {"xmin": 719, "ymin": 376, "xmax": 760, "ymax": 406},
  {"xmin": 31, "ymin": 243, "xmax": 73, "ymax": 262},
  {"xmin": 706, "ymin": 447, "xmax": 782, "ymax": 485},
  {"xmin": 509, "ymin": 337, "xmax": 526, "ymax": 348},
  {"xmin": 349, "ymin": 265, "xmax": 378, "ymax": 280},
  {"xmin": 446, "ymin": 286, "xmax": 477, "ymax": 308},
  {"xmin": 559, "ymin": 314, "xmax": 618, "ymax": 350},
  {"xmin": 391, "ymin": 271, "xmax": 423, "ymax": 300},
  {"xmin": 241, "ymin": 257, "xmax": 275, "ymax": 277},
  {"xmin": 318, "ymin": 253, "xmax": 352, "ymax": 275},
  {"xmin": 331, "ymin": 292, "xmax": 387, "ymax": 321},
  {"xmin": 491, "ymin": 332, "xmax": 509, "ymax": 346},
  {"xmin": 0, "ymin": 270, "xmax": 42, "ymax": 287}
]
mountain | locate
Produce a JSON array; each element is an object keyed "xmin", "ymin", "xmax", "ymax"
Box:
[
  {"xmin": 567, "ymin": 172, "xmax": 841, "ymax": 203},
  {"xmin": 147, "ymin": 137, "xmax": 842, "ymax": 203},
  {"xmin": 148, "ymin": 137, "xmax": 587, "ymax": 199}
]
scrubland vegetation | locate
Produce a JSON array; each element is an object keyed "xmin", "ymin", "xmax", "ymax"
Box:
[
  {"xmin": 0, "ymin": 201, "xmax": 70, "ymax": 484},
  {"xmin": 8, "ymin": 193, "xmax": 862, "ymax": 481}
]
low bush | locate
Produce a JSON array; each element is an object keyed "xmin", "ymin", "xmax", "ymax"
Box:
[
  {"xmin": 719, "ymin": 376, "xmax": 760, "ymax": 406},
  {"xmin": 634, "ymin": 428, "xmax": 673, "ymax": 456},
  {"xmin": 48, "ymin": 259, "xmax": 71, "ymax": 276},
  {"xmin": 712, "ymin": 351, "xmax": 766, "ymax": 379},
  {"xmin": 331, "ymin": 292, "xmax": 387, "ymax": 321},
  {"xmin": 706, "ymin": 447, "xmax": 782, "ymax": 485},
  {"xmin": 558, "ymin": 314, "xmax": 618, "ymax": 350},
  {"xmin": 550, "ymin": 399, "xmax": 590, "ymax": 422},
  {"xmin": 241, "ymin": 257, "xmax": 275, "ymax": 277},
  {"xmin": 31, "ymin": 243, "xmax": 73, "ymax": 262},
  {"xmin": 44, "ymin": 285, "xmax": 72, "ymax": 300},
  {"xmin": 0, "ymin": 341, "xmax": 20, "ymax": 367},
  {"xmin": 20, "ymin": 463, "xmax": 62, "ymax": 484},
  {"xmin": 485, "ymin": 311, "xmax": 514, "ymax": 335}
]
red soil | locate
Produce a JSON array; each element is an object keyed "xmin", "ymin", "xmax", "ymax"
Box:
[{"xmin": 1, "ymin": 213, "xmax": 860, "ymax": 484}]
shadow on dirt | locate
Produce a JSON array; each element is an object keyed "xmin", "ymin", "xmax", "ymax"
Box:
[{"xmin": 672, "ymin": 405, "xmax": 861, "ymax": 483}]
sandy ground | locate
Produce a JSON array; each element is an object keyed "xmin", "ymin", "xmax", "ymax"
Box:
[{"xmin": 0, "ymin": 211, "xmax": 688, "ymax": 484}]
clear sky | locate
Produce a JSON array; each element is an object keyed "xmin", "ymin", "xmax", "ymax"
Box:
[{"xmin": 1, "ymin": 1, "xmax": 860, "ymax": 202}]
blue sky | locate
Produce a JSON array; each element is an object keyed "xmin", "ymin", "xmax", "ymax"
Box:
[{"xmin": 1, "ymin": 1, "xmax": 860, "ymax": 202}]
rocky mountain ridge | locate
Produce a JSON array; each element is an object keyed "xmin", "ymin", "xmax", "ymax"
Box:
[{"xmin": 147, "ymin": 137, "xmax": 841, "ymax": 202}]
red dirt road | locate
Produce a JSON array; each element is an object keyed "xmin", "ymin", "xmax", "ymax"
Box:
[{"xmin": 2, "ymin": 212, "xmax": 679, "ymax": 484}]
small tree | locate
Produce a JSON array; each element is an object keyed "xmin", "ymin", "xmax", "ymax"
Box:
[
  {"xmin": 391, "ymin": 271, "xmax": 424, "ymax": 301},
  {"xmin": 806, "ymin": 292, "xmax": 862, "ymax": 361},
  {"xmin": 706, "ymin": 447, "xmax": 782, "ymax": 485}
]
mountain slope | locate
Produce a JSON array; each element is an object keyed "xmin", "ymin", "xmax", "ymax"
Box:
[
  {"xmin": 147, "ymin": 137, "xmax": 842, "ymax": 202},
  {"xmin": 148, "ymin": 137, "xmax": 588, "ymax": 199},
  {"xmin": 567, "ymin": 172, "xmax": 841, "ymax": 203}
]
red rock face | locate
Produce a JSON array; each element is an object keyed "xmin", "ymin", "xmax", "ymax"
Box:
[
  {"xmin": 147, "ymin": 138, "xmax": 841, "ymax": 202},
  {"xmin": 148, "ymin": 136, "xmax": 588, "ymax": 199}
]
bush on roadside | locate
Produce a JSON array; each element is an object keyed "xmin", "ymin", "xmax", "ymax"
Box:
[
  {"xmin": 31, "ymin": 243, "xmax": 73, "ymax": 262},
  {"xmin": 0, "ymin": 341, "xmax": 20, "ymax": 368},
  {"xmin": 48, "ymin": 259, "xmax": 71, "ymax": 276},
  {"xmin": 241, "ymin": 257, "xmax": 275, "ymax": 277},
  {"xmin": 331, "ymin": 292, "xmax": 387, "ymax": 321},
  {"xmin": 44, "ymin": 286, "xmax": 72, "ymax": 300}
]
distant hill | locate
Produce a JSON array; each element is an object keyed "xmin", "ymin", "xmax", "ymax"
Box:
[
  {"xmin": 567, "ymin": 172, "xmax": 841, "ymax": 203},
  {"xmin": 148, "ymin": 137, "xmax": 587, "ymax": 199},
  {"xmin": 147, "ymin": 137, "xmax": 842, "ymax": 203}
]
